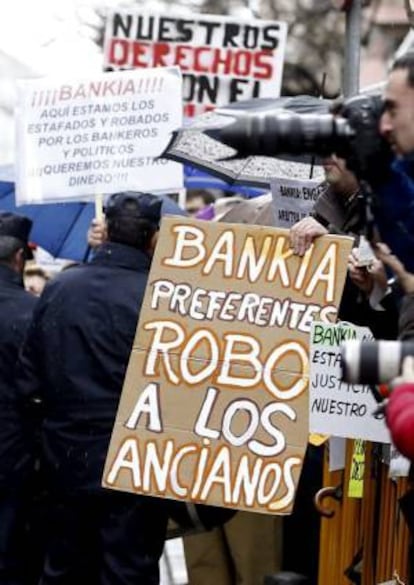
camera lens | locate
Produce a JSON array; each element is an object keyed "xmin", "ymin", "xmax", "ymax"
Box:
[{"xmin": 214, "ymin": 113, "xmax": 354, "ymax": 158}]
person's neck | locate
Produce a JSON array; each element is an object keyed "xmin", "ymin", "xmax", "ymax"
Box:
[
  {"xmin": 331, "ymin": 183, "xmax": 359, "ymax": 200},
  {"xmin": 0, "ymin": 259, "xmax": 22, "ymax": 276}
]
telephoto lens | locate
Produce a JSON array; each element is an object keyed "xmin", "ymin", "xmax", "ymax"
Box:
[
  {"xmin": 205, "ymin": 112, "xmax": 354, "ymax": 158},
  {"xmin": 341, "ymin": 340, "xmax": 414, "ymax": 385}
]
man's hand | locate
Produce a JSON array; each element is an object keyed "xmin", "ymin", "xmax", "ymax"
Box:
[
  {"xmin": 348, "ymin": 248, "xmax": 387, "ymax": 295},
  {"xmin": 375, "ymin": 242, "xmax": 414, "ymax": 294},
  {"xmin": 87, "ymin": 218, "xmax": 106, "ymax": 249},
  {"xmin": 289, "ymin": 217, "xmax": 328, "ymax": 256}
]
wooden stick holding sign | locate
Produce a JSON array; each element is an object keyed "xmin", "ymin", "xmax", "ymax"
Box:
[{"xmin": 95, "ymin": 193, "xmax": 104, "ymax": 222}]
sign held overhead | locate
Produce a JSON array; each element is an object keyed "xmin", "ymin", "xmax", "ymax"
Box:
[{"xmin": 15, "ymin": 67, "xmax": 183, "ymax": 204}]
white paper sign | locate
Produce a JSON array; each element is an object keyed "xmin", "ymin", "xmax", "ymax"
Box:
[
  {"xmin": 356, "ymin": 235, "xmax": 376, "ymax": 267},
  {"xmin": 310, "ymin": 321, "xmax": 390, "ymax": 443},
  {"xmin": 271, "ymin": 178, "xmax": 325, "ymax": 228},
  {"xmin": 15, "ymin": 67, "xmax": 183, "ymax": 204},
  {"xmin": 329, "ymin": 436, "xmax": 346, "ymax": 471},
  {"xmin": 103, "ymin": 11, "xmax": 288, "ymax": 117}
]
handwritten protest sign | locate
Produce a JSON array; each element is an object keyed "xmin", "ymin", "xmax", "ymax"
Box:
[
  {"xmin": 271, "ymin": 178, "xmax": 325, "ymax": 229},
  {"xmin": 310, "ymin": 321, "xmax": 391, "ymax": 443},
  {"xmin": 15, "ymin": 67, "xmax": 183, "ymax": 204},
  {"xmin": 104, "ymin": 11, "xmax": 287, "ymax": 117},
  {"xmin": 103, "ymin": 218, "xmax": 352, "ymax": 513}
]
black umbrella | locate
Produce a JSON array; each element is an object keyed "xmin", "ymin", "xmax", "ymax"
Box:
[{"xmin": 162, "ymin": 95, "xmax": 332, "ymax": 189}]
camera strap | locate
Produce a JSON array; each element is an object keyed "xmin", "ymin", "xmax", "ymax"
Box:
[{"xmin": 358, "ymin": 180, "xmax": 377, "ymax": 242}]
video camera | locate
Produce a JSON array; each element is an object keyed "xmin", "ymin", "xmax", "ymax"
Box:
[{"xmin": 208, "ymin": 94, "xmax": 392, "ymax": 185}]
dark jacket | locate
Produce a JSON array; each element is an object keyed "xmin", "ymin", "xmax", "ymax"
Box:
[
  {"xmin": 17, "ymin": 242, "xmax": 151, "ymax": 493},
  {"xmin": 374, "ymin": 158, "xmax": 414, "ymax": 273},
  {"xmin": 0, "ymin": 264, "xmax": 37, "ymax": 489},
  {"xmin": 398, "ymin": 294, "xmax": 414, "ymax": 340},
  {"xmin": 373, "ymin": 159, "xmax": 414, "ymax": 339},
  {"xmin": 312, "ymin": 185, "xmax": 398, "ymax": 340},
  {"xmin": 312, "ymin": 183, "xmax": 364, "ymax": 237}
]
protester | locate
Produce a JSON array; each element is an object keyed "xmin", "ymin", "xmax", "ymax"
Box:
[
  {"xmin": 0, "ymin": 212, "xmax": 38, "ymax": 584},
  {"xmin": 185, "ymin": 189, "xmax": 216, "ymax": 215},
  {"xmin": 183, "ymin": 194, "xmax": 282, "ymax": 585},
  {"xmin": 16, "ymin": 192, "xmax": 169, "ymax": 585},
  {"xmin": 289, "ymin": 154, "xmax": 363, "ymax": 256},
  {"xmin": 184, "ymin": 511, "xmax": 282, "ymax": 585}
]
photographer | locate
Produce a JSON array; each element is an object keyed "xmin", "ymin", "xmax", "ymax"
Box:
[
  {"xmin": 289, "ymin": 155, "xmax": 398, "ymax": 339},
  {"xmin": 380, "ymin": 52, "xmax": 414, "ymax": 163},
  {"xmin": 374, "ymin": 52, "xmax": 414, "ymax": 341}
]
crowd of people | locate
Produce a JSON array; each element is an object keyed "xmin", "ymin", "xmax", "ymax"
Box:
[{"xmin": 2, "ymin": 50, "xmax": 414, "ymax": 585}]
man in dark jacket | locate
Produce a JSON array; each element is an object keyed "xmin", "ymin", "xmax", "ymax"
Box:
[
  {"xmin": 0, "ymin": 212, "xmax": 37, "ymax": 584},
  {"xmin": 17, "ymin": 192, "xmax": 169, "ymax": 585}
]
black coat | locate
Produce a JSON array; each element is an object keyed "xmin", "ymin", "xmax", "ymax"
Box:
[
  {"xmin": 0, "ymin": 265, "xmax": 37, "ymax": 489},
  {"xmin": 312, "ymin": 185, "xmax": 398, "ymax": 340},
  {"xmin": 17, "ymin": 243, "xmax": 151, "ymax": 493}
]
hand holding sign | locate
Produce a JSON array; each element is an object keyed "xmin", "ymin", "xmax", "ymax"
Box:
[{"xmin": 289, "ymin": 216, "xmax": 328, "ymax": 256}]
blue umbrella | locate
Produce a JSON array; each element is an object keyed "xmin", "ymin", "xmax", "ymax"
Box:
[
  {"xmin": 183, "ymin": 166, "xmax": 267, "ymax": 198},
  {"xmin": 0, "ymin": 181, "xmax": 187, "ymax": 261}
]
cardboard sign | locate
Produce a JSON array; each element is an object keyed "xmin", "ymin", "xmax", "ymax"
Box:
[
  {"xmin": 309, "ymin": 321, "xmax": 391, "ymax": 443},
  {"xmin": 103, "ymin": 11, "xmax": 287, "ymax": 117},
  {"xmin": 15, "ymin": 67, "xmax": 183, "ymax": 204},
  {"xmin": 271, "ymin": 178, "xmax": 325, "ymax": 229},
  {"xmin": 103, "ymin": 218, "xmax": 352, "ymax": 514}
]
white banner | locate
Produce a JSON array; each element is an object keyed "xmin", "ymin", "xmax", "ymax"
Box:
[
  {"xmin": 15, "ymin": 67, "xmax": 183, "ymax": 204},
  {"xmin": 271, "ymin": 177, "xmax": 325, "ymax": 229},
  {"xmin": 309, "ymin": 321, "xmax": 390, "ymax": 443},
  {"xmin": 104, "ymin": 11, "xmax": 288, "ymax": 117}
]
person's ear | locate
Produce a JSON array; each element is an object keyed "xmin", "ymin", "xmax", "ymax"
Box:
[{"xmin": 13, "ymin": 248, "xmax": 25, "ymax": 273}]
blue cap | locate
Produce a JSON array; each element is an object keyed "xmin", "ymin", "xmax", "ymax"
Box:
[
  {"xmin": 105, "ymin": 192, "xmax": 162, "ymax": 226},
  {"xmin": 0, "ymin": 211, "xmax": 32, "ymax": 241}
]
